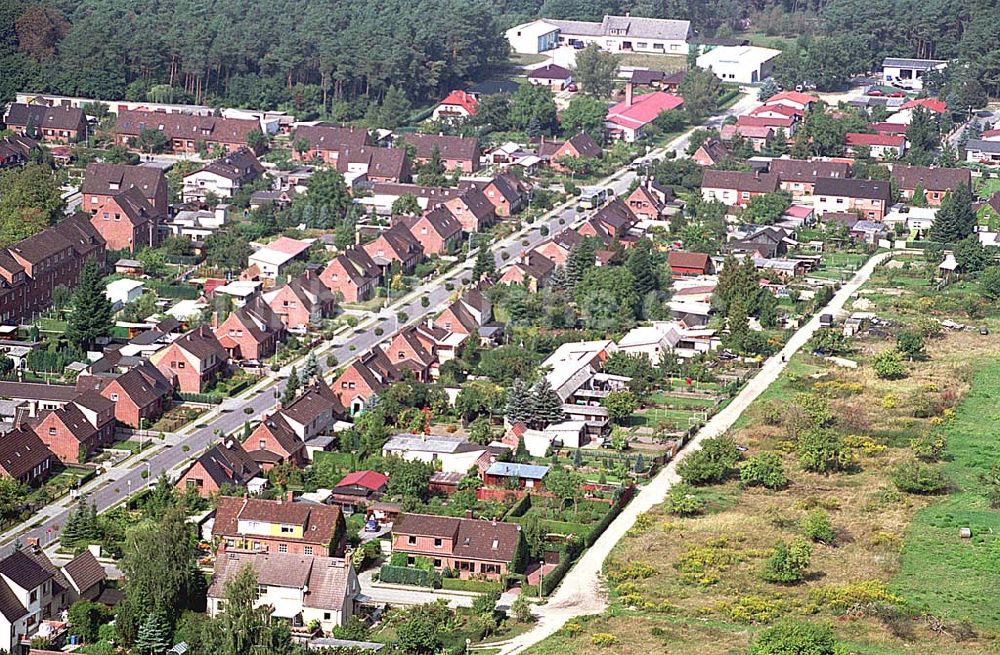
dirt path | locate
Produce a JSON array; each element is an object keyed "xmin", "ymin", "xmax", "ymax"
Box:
[{"xmin": 494, "ymin": 251, "xmax": 895, "ymax": 655}]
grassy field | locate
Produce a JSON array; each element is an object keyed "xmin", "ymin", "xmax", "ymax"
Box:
[
  {"xmin": 892, "ymin": 362, "xmax": 1000, "ymax": 626},
  {"xmin": 525, "ymin": 256, "xmax": 1000, "ymax": 655},
  {"xmin": 617, "ymin": 53, "xmax": 687, "ymax": 70},
  {"xmin": 509, "ymin": 52, "xmax": 548, "ymax": 67},
  {"xmin": 975, "ymin": 177, "xmax": 1000, "ymax": 199}
]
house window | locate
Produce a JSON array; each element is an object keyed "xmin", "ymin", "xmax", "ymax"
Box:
[
  {"xmin": 407, "ymin": 555, "xmax": 415, "ymax": 566},
  {"xmin": 304, "ymin": 546, "xmax": 313, "ymax": 555},
  {"xmin": 30, "ymin": 589, "xmax": 37, "ymax": 603},
  {"xmin": 48, "ymin": 427, "xmax": 56, "ymax": 436},
  {"xmin": 433, "ymin": 559, "xmax": 442, "ymax": 567},
  {"xmin": 433, "ymin": 538, "xmax": 443, "ymax": 548},
  {"xmin": 278, "ymin": 544, "xmax": 288, "ymax": 553},
  {"xmin": 110, "ymin": 393, "xmax": 119, "ymax": 401},
  {"xmin": 256, "ymin": 585, "xmax": 267, "ymax": 599},
  {"xmin": 407, "ymin": 535, "xmax": 417, "ymax": 545},
  {"xmin": 102, "ymin": 212, "xmax": 109, "ymax": 221},
  {"xmin": 397, "ymin": 351, "xmax": 406, "ymax": 360},
  {"xmin": 259, "ymin": 440, "xmax": 267, "ymax": 450},
  {"xmin": 323, "ymin": 612, "xmax": 331, "ymax": 620},
  {"xmin": 280, "ymin": 524, "xmax": 294, "ymax": 533},
  {"xmin": 177, "ymin": 361, "xmax": 185, "ymax": 368},
  {"xmin": 636, "ymin": 42, "xmax": 647, "ymax": 48}
]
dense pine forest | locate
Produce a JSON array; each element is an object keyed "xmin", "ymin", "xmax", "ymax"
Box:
[{"xmin": 1, "ymin": 0, "xmax": 998, "ymax": 120}]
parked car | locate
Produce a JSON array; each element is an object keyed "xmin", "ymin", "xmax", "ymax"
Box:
[
  {"xmin": 573, "ymin": 40, "xmax": 585, "ymax": 49},
  {"xmin": 981, "ymin": 325, "xmax": 989, "ymax": 335},
  {"xmin": 566, "ymin": 83, "xmax": 578, "ymax": 92}
]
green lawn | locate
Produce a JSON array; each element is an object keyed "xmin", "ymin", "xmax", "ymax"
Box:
[
  {"xmin": 509, "ymin": 53, "xmax": 547, "ymax": 67},
  {"xmin": 892, "ymin": 361, "xmax": 1000, "ymax": 628},
  {"xmin": 975, "ymin": 176, "xmax": 1000, "ymax": 200},
  {"xmin": 617, "ymin": 53, "xmax": 687, "ymax": 70},
  {"xmin": 36, "ymin": 318, "xmax": 68, "ymax": 333}
]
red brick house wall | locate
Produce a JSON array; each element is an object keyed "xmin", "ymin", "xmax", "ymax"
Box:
[
  {"xmin": 151, "ymin": 346, "xmax": 222, "ymax": 393},
  {"xmin": 265, "ymin": 285, "xmax": 313, "ymax": 330},
  {"xmin": 390, "ymin": 534, "xmax": 510, "ymax": 580},
  {"xmin": 319, "ymin": 259, "xmax": 374, "ymax": 303},
  {"xmin": 434, "ymin": 306, "xmax": 472, "ymax": 335},
  {"xmin": 101, "ymin": 378, "xmax": 169, "ymax": 428},
  {"xmin": 88, "ymin": 195, "xmax": 156, "ymax": 252},
  {"xmin": 241, "ymin": 422, "xmax": 307, "ymax": 469},
  {"xmin": 406, "ymin": 217, "xmax": 459, "ymax": 255},
  {"xmin": 215, "ymin": 313, "xmax": 278, "ymax": 361},
  {"xmin": 175, "ymin": 461, "xmax": 223, "ymax": 497},
  {"xmin": 331, "ymin": 364, "xmax": 380, "ymax": 414},
  {"xmin": 34, "ymin": 413, "xmax": 115, "ymax": 464}
]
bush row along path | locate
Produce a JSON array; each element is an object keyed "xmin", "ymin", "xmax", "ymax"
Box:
[{"xmin": 498, "ymin": 249, "xmax": 898, "ymax": 655}]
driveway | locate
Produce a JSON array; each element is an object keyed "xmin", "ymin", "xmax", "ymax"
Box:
[{"xmin": 494, "ymin": 250, "xmax": 896, "ymax": 655}]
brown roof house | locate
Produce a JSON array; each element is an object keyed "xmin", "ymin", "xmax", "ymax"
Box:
[
  {"xmin": 331, "ymin": 347, "xmax": 400, "ymax": 415},
  {"xmin": 320, "ymin": 247, "xmax": 379, "ymax": 303},
  {"xmin": 114, "ymin": 110, "xmax": 260, "ymax": 155},
  {"xmin": 362, "ymin": 225, "xmax": 425, "ymax": 274},
  {"xmin": 890, "ymin": 164, "xmax": 972, "ymax": 207},
  {"xmin": 391, "ymin": 512, "xmax": 523, "ymax": 581},
  {"xmin": 75, "ymin": 360, "xmax": 173, "ymax": 428},
  {"xmin": 538, "ymin": 132, "xmax": 602, "ymax": 172},
  {"xmin": 386, "ymin": 326, "xmax": 437, "ymax": 382},
  {"xmin": 182, "ymin": 148, "xmax": 266, "ymax": 204},
  {"xmin": 625, "ymin": 178, "xmax": 672, "ymax": 220},
  {"xmin": 442, "ymin": 187, "xmax": 497, "ymax": 233},
  {"xmin": 82, "ymin": 163, "xmax": 169, "ymax": 215},
  {"xmin": 4, "ymin": 103, "xmax": 86, "ymax": 143},
  {"xmin": 690, "ymin": 138, "xmax": 729, "ymax": 166},
  {"xmin": 279, "ymin": 382, "xmax": 343, "ymax": 443},
  {"xmin": 242, "ymin": 413, "xmax": 308, "ymax": 470},
  {"xmin": 292, "ymin": 125, "xmax": 370, "ymax": 165},
  {"xmin": 175, "ymin": 439, "xmax": 262, "ymax": 497},
  {"xmin": 87, "ymin": 185, "xmax": 161, "ymax": 252},
  {"xmin": 31, "ymin": 391, "xmax": 115, "ymax": 464},
  {"xmin": 149, "ymin": 325, "xmax": 229, "ymax": 393},
  {"xmin": 337, "ymin": 146, "xmax": 410, "ymax": 183},
  {"xmin": 397, "ymin": 207, "xmax": 463, "ymax": 255},
  {"xmin": 498, "ymin": 252, "xmax": 555, "ymax": 292},
  {"xmin": 701, "ymin": 170, "xmax": 779, "ymax": 208},
  {"xmin": 397, "ymin": 133, "xmax": 480, "ymax": 173},
  {"xmin": 814, "ymin": 178, "xmax": 892, "ymax": 221},
  {"xmin": 213, "ymin": 495, "xmax": 347, "ymax": 556},
  {"xmin": 668, "ymin": 251, "xmax": 713, "ymax": 277},
  {"xmin": 0, "ymin": 426, "xmax": 52, "ymax": 487},
  {"xmin": 207, "ymin": 552, "xmax": 359, "ymax": 632},
  {"xmin": 214, "ymin": 296, "xmax": 286, "ymax": 362},
  {"xmin": 461, "ymin": 173, "xmax": 528, "ymax": 217},
  {"xmin": 262, "ymin": 270, "xmax": 337, "ymax": 331}
]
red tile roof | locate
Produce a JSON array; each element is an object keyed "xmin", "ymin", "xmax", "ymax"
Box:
[
  {"xmin": 900, "ymin": 98, "xmax": 948, "ymax": 114},
  {"xmin": 335, "ymin": 470, "xmax": 389, "ymax": 491},
  {"xmin": 606, "ymin": 92, "xmax": 684, "ymax": 129},
  {"xmin": 846, "ymin": 132, "xmax": 905, "ymax": 148},
  {"xmin": 438, "ymin": 90, "xmax": 478, "ymax": 115},
  {"xmin": 668, "ymin": 250, "xmax": 710, "ymax": 271},
  {"xmin": 737, "ymin": 115, "xmax": 794, "ymax": 129},
  {"xmin": 869, "ymin": 122, "xmax": 908, "ymax": 134},
  {"xmin": 764, "ymin": 91, "xmax": 818, "ymax": 106}
]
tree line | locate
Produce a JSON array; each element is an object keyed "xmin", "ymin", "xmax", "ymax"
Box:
[{"xmin": 1, "ymin": 0, "xmax": 509, "ymax": 118}]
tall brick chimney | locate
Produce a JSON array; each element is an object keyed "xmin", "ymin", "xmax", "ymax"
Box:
[{"xmin": 625, "ymin": 82, "xmax": 634, "ymax": 108}]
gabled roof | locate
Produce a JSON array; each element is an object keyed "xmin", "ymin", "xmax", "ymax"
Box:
[
  {"xmin": 399, "ymin": 206, "xmax": 462, "ymax": 241},
  {"xmin": 112, "ymin": 186, "xmax": 157, "ymax": 226},
  {"xmin": 208, "ymin": 552, "xmax": 354, "ymax": 611},
  {"xmin": 694, "ymin": 138, "xmax": 728, "ymax": 163},
  {"xmin": 668, "ymin": 251, "xmax": 710, "ymax": 270},
  {"xmin": 191, "ymin": 439, "xmax": 260, "ymax": 488},
  {"xmin": 0, "ymin": 549, "xmax": 52, "ymax": 592},
  {"xmin": 890, "ymin": 164, "xmax": 971, "ymax": 192},
  {"xmin": 702, "ymin": 170, "xmax": 779, "ymax": 194},
  {"xmin": 335, "ymin": 470, "xmax": 389, "ymax": 491},
  {"xmin": 846, "ymin": 132, "xmax": 905, "ymax": 148},
  {"xmin": 398, "ymin": 134, "xmax": 479, "ymax": 163},
  {"xmin": 5, "ymin": 103, "xmax": 84, "ymax": 131},
  {"xmin": 393, "ymin": 513, "xmax": 521, "ymax": 562},
  {"xmin": 607, "ymin": 92, "xmax": 684, "ymax": 129},
  {"xmin": 451, "ymin": 186, "xmax": 495, "ymax": 222},
  {"xmin": 326, "ymin": 247, "xmax": 379, "ymax": 287},
  {"xmin": 81, "ymin": 163, "xmax": 165, "ymax": 203},
  {"xmin": 248, "ymin": 413, "xmax": 303, "ymax": 458},
  {"xmin": 295, "ymin": 125, "xmax": 370, "ymax": 152},
  {"xmin": 764, "ymin": 91, "xmax": 818, "ymax": 107},
  {"xmin": 337, "ymin": 146, "xmax": 408, "ymax": 181},
  {"xmin": 173, "ymin": 326, "xmax": 227, "ymax": 363},
  {"xmin": 769, "ymin": 159, "xmax": 851, "ymax": 183},
  {"xmin": 196, "ymin": 148, "xmax": 265, "ymax": 182},
  {"xmin": 213, "ymin": 496, "xmax": 343, "ymax": 546},
  {"xmin": 527, "ymin": 64, "xmax": 572, "ymax": 80},
  {"xmin": 115, "ymin": 110, "xmax": 259, "ymax": 143},
  {"xmin": 0, "ymin": 427, "xmax": 51, "ymax": 480},
  {"xmin": 62, "ymin": 550, "xmax": 106, "ymax": 594},
  {"xmin": 899, "ymin": 98, "xmax": 948, "ymax": 114},
  {"xmin": 438, "ymin": 90, "xmax": 478, "ymax": 115},
  {"xmin": 282, "ymin": 382, "xmax": 343, "ymax": 426},
  {"xmin": 814, "ymin": 178, "xmax": 892, "ymax": 201}
]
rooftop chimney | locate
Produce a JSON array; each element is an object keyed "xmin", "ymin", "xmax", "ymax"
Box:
[
  {"xmin": 465, "ymin": 509, "xmax": 474, "ymax": 520},
  {"xmin": 625, "ymin": 82, "xmax": 634, "ymax": 108}
]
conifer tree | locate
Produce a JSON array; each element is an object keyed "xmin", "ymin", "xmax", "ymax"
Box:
[
  {"xmin": 281, "ymin": 367, "xmax": 300, "ymax": 405},
  {"xmin": 627, "ymin": 241, "xmax": 658, "ymax": 296},
  {"xmin": 133, "ymin": 613, "xmax": 170, "ymax": 655},
  {"xmin": 67, "ymin": 259, "xmax": 113, "ymax": 350},
  {"xmin": 574, "ymin": 448, "xmax": 583, "ymax": 467},
  {"xmin": 302, "ymin": 350, "xmax": 318, "ymax": 380},
  {"xmin": 472, "ymin": 246, "xmax": 496, "ymax": 282},
  {"xmin": 529, "ymin": 378, "xmax": 565, "ymax": 428},
  {"xmin": 505, "ymin": 379, "xmax": 532, "ymax": 425}
]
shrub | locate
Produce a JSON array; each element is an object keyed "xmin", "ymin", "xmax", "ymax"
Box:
[
  {"xmin": 872, "ymin": 349, "xmax": 907, "ymax": 379},
  {"xmin": 374, "ymin": 327, "xmax": 384, "ymax": 336},
  {"xmin": 801, "ymin": 509, "xmax": 835, "ymax": 544},
  {"xmin": 890, "ymin": 459, "xmax": 948, "ymax": 494},
  {"xmin": 674, "ymin": 537, "xmax": 745, "ymax": 586},
  {"xmin": 722, "ymin": 594, "xmax": 786, "ymax": 624},
  {"xmin": 606, "ymin": 561, "xmax": 657, "ymax": 584},
  {"xmin": 677, "ymin": 435, "xmax": 741, "ymax": 485},
  {"xmin": 397, "ymin": 311, "xmax": 408, "ymax": 323},
  {"xmin": 591, "ymin": 633, "xmax": 618, "ymax": 647},
  {"xmin": 896, "ymin": 330, "xmax": 925, "ymax": 357},
  {"xmin": 665, "ymin": 483, "xmax": 705, "ymax": 516},
  {"xmin": 797, "ymin": 430, "xmax": 852, "ymax": 474},
  {"xmin": 910, "ymin": 432, "xmax": 947, "ymax": 461},
  {"xmin": 759, "ymin": 538, "xmax": 812, "ymax": 584},
  {"xmin": 809, "ymin": 580, "xmax": 903, "ymax": 612},
  {"xmin": 564, "ymin": 622, "xmax": 582, "ymax": 637},
  {"xmin": 739, "ymin": 452, "xmax": 788, "ymax": 489},
  {"xmin": 748, "ymin": 620, "xmax": 837, "ymax": 655}
]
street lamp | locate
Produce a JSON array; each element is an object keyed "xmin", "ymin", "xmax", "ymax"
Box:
[
  {"xmin": 538, "ymin": 559, "xmax": 545, "ymax": 600},
  {"xmin": 126, "ymin": 479, "xmax": 132, "ymax": 499}
]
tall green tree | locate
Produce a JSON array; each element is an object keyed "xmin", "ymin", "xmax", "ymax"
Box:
[
  {"xmin": 510, "ymin": 83, "xmax": 557, "ymax": 134},
  {"xmin": 134, "ymin": 613, "xmax": 171, "ymax": 655},
  {"xmin": 505, "ymin": 378, "xmax": 532, "ymax": 425},
  {"xmin": 215, "ymin": 566, "xmax": 293, "ymax": 655},
  {"xmin": 67, "ymin": 259, "xmax": 113, "ymax": 351},
  {"xmin": 626, "ymin": 240, "xmax": 658, "ymax": 295},
  {"xmin": 572, "ymin": 43, "xmax": 620, "ymax": 97},
  {"xmin": 929, "ymin": 184, "xmax": 976, "ymax": 243},
  {"xmin": 472, "ymin": 245, "xmax": 496, "ymax": 281},
  {"xmin": 678, "ymin": 66, "xmax": 721, "ymax": 121},
  {"xmin": 528, "ymin": 378, "xmax": 565, "ymax": 428},
  {"xmin": 560, "ymin": 95, "xmax": 608, "ymax": 143},
  {"xmin": 0, "ymin": 164, "xmax": 63, "ymax": 246}
]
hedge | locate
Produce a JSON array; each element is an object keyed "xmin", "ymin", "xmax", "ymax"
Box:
[
  {"xmin": 177, "ymin": 391, "xmax": 223, "ymax": 404},
  {"xmin": 378, "ymin": 564, "xmax": 441, "ymax": 588},
  {"xmin": 504, "ymin": 493, "xmax": 533, "ymax": 520},
  {"xmin": 147, "ymin": 280, "xmax": 200, "ymax": 300},
  {"xmin": 441, "ymin": 578, "xmax": 501, "ymax": 593}
]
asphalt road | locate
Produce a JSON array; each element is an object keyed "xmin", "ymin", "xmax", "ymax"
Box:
[{"xmin": 494, "ymin": 250, "xmax": 896, "ymax": 655}]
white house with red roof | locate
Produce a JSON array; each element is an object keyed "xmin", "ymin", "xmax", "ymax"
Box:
[
  {"xmin": 606, "ymin": 85, "xmax": 684, "ymax": 142},
  {"xmin": 762, "ymin": 91, "xmax": 818, "ymax": 112},
  {"xmin": 432, "ymin": 90, "xmax": 478, "ymax": 121},
  {"xmin": 845, "ymin": 132, "xmax": 906, "ymax": 159},
  {"xmin": 886, "ymin": 97, "xmax": 949, "ymax": 125},
  {"xmin": 248, "ymin": 236, "xmax": 313, "ymax": 280}
]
